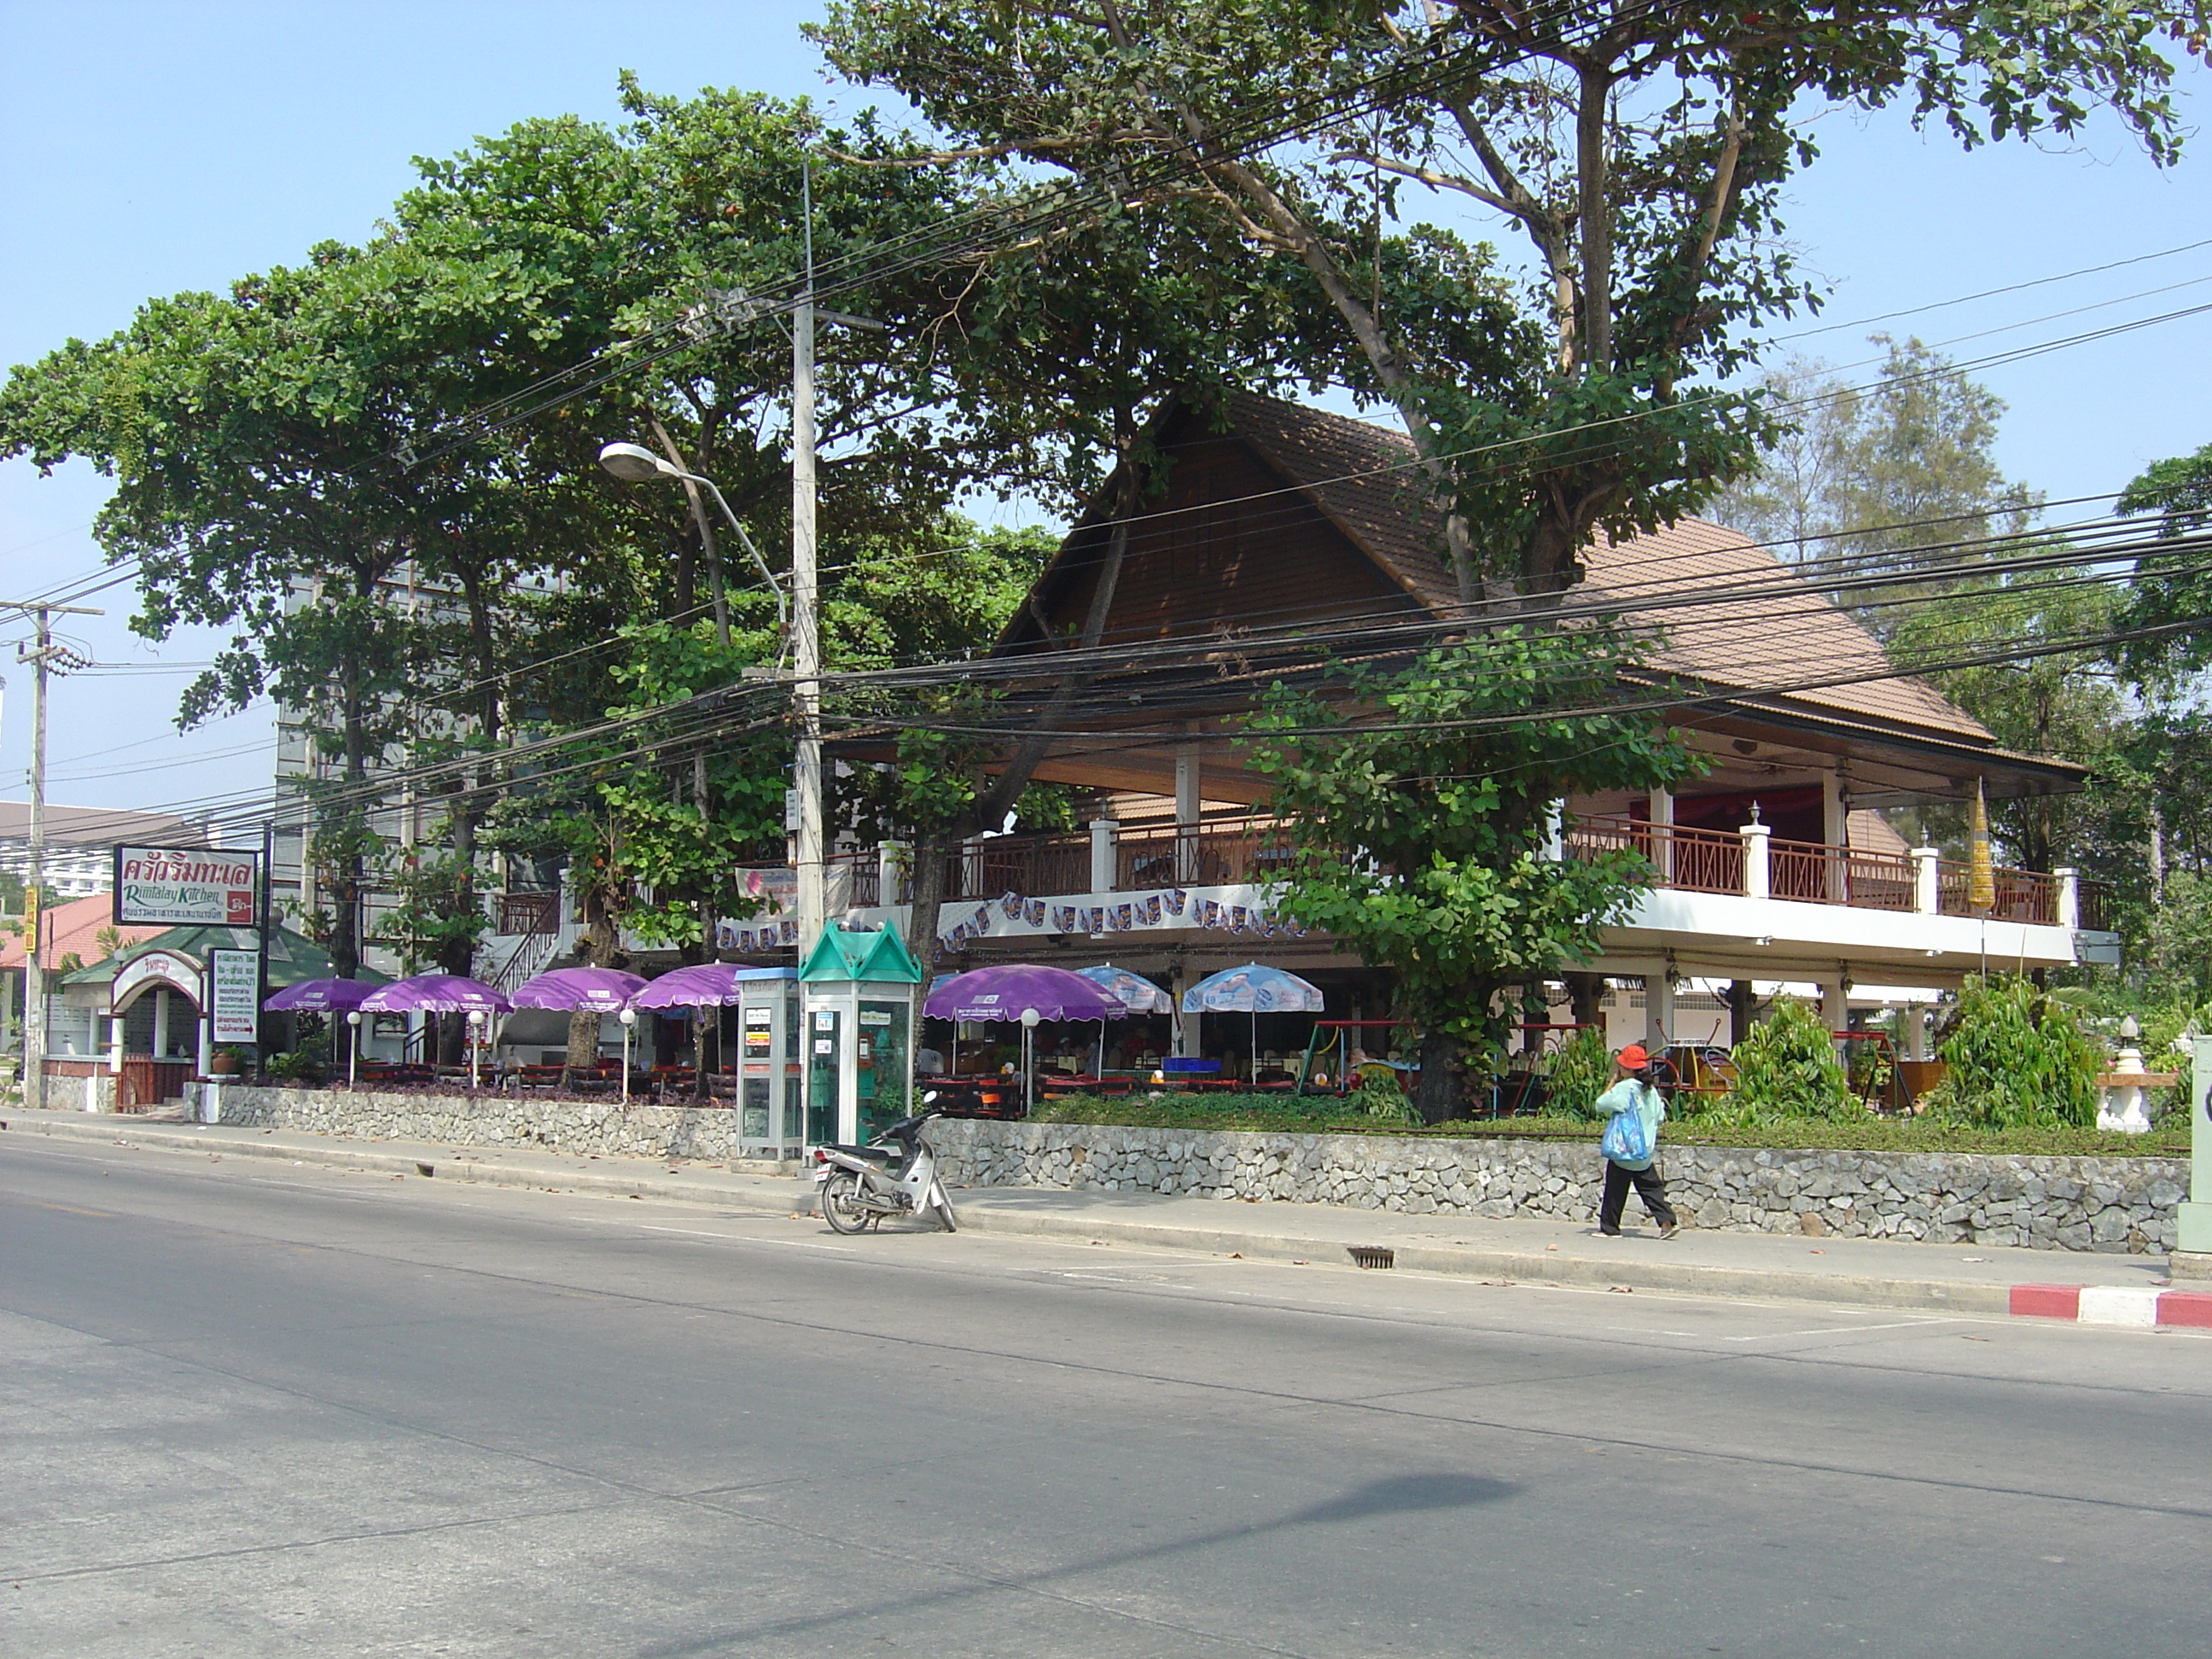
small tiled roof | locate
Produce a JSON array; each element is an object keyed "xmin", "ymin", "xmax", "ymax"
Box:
[
  {"xmin": 1226, "ymin": 393, "xmax": 1994, "ymax": 745},
  {"xmin": 0, "ymin": 893, "xmax": 166, "ymax": 973}
]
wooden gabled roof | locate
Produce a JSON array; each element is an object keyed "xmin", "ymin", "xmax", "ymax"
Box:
[{"xmin": 1225, "ymin": 393, "xmax": 1993, "ymax": 746}]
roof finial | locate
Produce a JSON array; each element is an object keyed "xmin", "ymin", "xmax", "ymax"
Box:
[{"xmin": 1749, "ymin": 800, "xmax": 1762, "ymax": 825}]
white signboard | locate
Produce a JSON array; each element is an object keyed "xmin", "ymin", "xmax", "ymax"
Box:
[
  {"xmin": 208, "ymin": 948, "xmax": 261, "ymax": 1045},
  {"xmin": 114, "ymin": 845, "xmax": 260, "ymax": 928}
]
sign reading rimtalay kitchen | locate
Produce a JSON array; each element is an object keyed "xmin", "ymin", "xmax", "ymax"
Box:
[{"xmin": 111, "ymin": 844, "xmax": 260, "ymax": 928}]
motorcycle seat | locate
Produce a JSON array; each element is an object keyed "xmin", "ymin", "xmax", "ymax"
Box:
[{"xmin": 827, "ymin": 1143, "xmax": 898, "ymax": 1163}]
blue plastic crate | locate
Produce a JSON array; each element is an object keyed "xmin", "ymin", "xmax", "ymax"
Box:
[{"xmin": 1161, "ymin": 1057, "xmax": 1220, "ymax": 1075}]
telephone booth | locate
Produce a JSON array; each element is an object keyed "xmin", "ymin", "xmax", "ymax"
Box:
[
  {"xmin": 797, "ymin": 925, "xmax": 923, "ymax": 1148},
  {"xmin": 730, "ymin": 967, "xmax": 805, "ymax": 1162}
]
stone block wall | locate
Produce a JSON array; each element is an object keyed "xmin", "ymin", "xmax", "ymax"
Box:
[
  {"xmin": 205, "ymin": 1085, "xmax": 750, "ymax": 1165},
  {"xmin": 929, "ymin": 1119, "xmax": 2188, "ymax": 1255}
]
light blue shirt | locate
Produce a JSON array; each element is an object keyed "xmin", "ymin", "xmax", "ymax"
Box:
[{"xmin": 1595, "ymin": 1078, "xmax": 1664, "ymax": 1171}]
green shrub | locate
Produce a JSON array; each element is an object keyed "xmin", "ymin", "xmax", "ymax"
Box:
[
  {"xmin": 1925, "ymin": 975, "xmax": 2101, "ymax": 1128},
  {"xmin": 1542, "ymin": 1027, "xmax": 1612, "ymax": 1120},
  {"xmin": 1719, "ymin": 996, "xmax": 1856, "ymax": 1122}
]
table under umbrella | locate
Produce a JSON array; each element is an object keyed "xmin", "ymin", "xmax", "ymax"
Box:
[
  {"xmin": 925, "ymin": 964, "xmax": 1126, "ymax": 1109},
  {"xmin": 358, "ymin": 975, "xmax": 513, "ymax": 1086},
  {"xmin": 1073, "ymin": 964, "xmax": 1171, "ymax": 1074},
  {"xmin": 1180, "ymin": 963, "xmax": 1327, "ymax": 1081}
]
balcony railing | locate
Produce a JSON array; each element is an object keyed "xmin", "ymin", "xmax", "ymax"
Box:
[
  {"xmin": 1113, "ymin": 817, "xmax": 1301, "ymax": 890},
  {"xmin": 1563, "ymin": 818, "xmax": 1743, "ymax": 894},
  {"xmin": 1767, "ymin": 838, "xmax": 1915, "ymax": 910},
  {"xmin": 1936, "ymin": 860, "xmax": 2059, "ymax": 925}
]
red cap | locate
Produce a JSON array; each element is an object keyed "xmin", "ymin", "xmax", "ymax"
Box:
[{"xmin": 1615, "ymin": 1044, "xmax": 1650, "ymax": 1069}]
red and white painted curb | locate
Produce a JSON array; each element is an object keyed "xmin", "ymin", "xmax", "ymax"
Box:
[{"xmin": 2011, "ymin": 1284, "xmax": 2212, "ymax": 1329}]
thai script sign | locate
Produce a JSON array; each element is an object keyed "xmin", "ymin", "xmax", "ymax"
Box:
[
  {"xmin": 113, "ymin": 845, "xmax": 259, "ymax": 928},
  {"xmin": 207, "ymin": 948, "xmax": 261, "ymax": 1045}
]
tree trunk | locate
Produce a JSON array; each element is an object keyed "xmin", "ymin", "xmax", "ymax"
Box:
[
  {"xmin": 1565, "ymin": 971, "xmax": 1605, "ymax": 1031},
  {"xmin": 1412, "ymin": 1028, "xmax": 1469, "ymax": 1125},
  {"xmin": 565, "ymin": 1008, "xmax": 603, "ymax": 1076},
  {"xmin": 1575, "ymin": 59, "xmax": 1615, "ymax": 377},
  {"xmin": 903, "ymin": 829, "xmax": 949, "ymax": 977}
]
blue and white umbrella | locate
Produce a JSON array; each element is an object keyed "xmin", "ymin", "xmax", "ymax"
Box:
[
  {"xmin": 1075, "ymin": 964, "xmax": 1172, "ymax": 1075},
  {"xmin": 1180, "ymin": 964, "xmax": 1326, "ymax": 1080},
  {"xmin": 1180, "ymin": 964, "xmax": 1325, "ymax": 1014}
]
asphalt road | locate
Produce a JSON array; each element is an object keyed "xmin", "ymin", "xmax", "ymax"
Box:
[{"xmin": 3, "ymin": 1136, "xmax": 2206, "ymax": 1658}]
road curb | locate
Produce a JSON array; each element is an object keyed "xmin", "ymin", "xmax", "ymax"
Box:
[
  {"xmin": 2011, "ymin": 1284, "xmax": 2212, "ymax": 1329},
  {"xmin": 3, "ymin": 1114, "xmax": 806, "ymax": 1215},
  {"xmin": 946, "ymin": 1202, "xmax": 2017, "ymax": 1313}
]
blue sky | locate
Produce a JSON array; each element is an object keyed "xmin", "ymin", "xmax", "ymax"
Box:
[{"xmin": 4, "ymin": 0, "xmax": 2211, "ymax": 818}]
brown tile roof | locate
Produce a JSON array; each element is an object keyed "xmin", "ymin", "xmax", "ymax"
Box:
[
  {"xmin": 0, "ymin": 893, "xmax": 166, "ymax": 973},
  {"xmin": 1226, "ymin": 393, "xmax": 1994, "ymax": 745}
]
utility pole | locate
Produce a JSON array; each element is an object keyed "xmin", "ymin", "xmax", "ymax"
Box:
[
  {"xmin": 791, "ymin": 153, "xmax": 825, "ymax": 962},
  {"xmin": 9, "ymin": 601, "xmax": 101, "ymax": 1109}
]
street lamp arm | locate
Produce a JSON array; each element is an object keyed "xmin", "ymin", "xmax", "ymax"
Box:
[{"xmin": 688, "ymin": 475, "xmax": 791, "ymax": 643}]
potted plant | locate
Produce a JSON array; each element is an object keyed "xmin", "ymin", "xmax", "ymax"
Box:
[{"xmin": 209, "ymin": 1046, "xmax": 247, "ymax": 1078}]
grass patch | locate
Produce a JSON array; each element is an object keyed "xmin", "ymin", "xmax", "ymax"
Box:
[{"xmin": 1027, "ymin": 1093, "xmax": 2191, "ymax": 1160}]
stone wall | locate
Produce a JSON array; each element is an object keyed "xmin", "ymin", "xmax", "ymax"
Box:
[
  {"xmin": 201, "ymin": 1084, "xmax": 753, "ymax": 1165},
  {"xmin": 929, "ymin": 1119, "xmax": 2188, "ymax": 1255}
]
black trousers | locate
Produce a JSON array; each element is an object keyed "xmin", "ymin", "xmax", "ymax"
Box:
[{"xmin": 1599, "ymin": 1159, "xmax": 1676, "ymax": 1232}]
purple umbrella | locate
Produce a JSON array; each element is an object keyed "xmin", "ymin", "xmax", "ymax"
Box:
[
  {"xmin": 509, "ymin": 966, "xmax": 648, "ymax": 1012},
  {"xmin": 924, "ymin": 964, "xmax": 1122, "ymax": 1023},
  {"xmin": 358, "ymin": 974, "xmax": 512, "ymax": 1015},
  {"xmin": 262, "ymin": 977, "xmax": 380, "ymax": 1013},
  {"xmin": 629, "ymin": 963, "xmax": 795, "ymax": 1010}
]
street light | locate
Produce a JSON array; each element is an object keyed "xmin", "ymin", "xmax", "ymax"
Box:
[
  {"xmin": 596, "ymin": 443, "xmax": 789, "ymax": 640},
  {"xmin": 619, "ymin": 1007, "xmax": 637, "ymax": 1103},
  {"xmin": 597, "ymin": 437, "xmax": 819, "ymax": 963},
  {"xmin": 468, "ymin": 1008, "xmax": 487, "ymax": 1091},
  {"xmin": 1021, "ymin": 1006, "xmax": 1042, "ymax": 1117},
  {"xmin": 346, "ymin": 1010, "xmax": 363, "ymax": 1090}
]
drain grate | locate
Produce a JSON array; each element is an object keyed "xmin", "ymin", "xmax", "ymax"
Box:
[{"xmin": 1348, "ymin": 1246, "xmax": 1395, "ymax": 1270}]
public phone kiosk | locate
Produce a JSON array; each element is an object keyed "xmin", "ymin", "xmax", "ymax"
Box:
[
  {"xmin": 797, "ymin": 924, "xmax": 923, "ymax": 1148},
  {"xmin": 729, "ymin": 967, "xmax": 804, "ymax": 1162}
]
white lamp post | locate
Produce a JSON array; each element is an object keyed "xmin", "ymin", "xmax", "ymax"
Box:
[
  {"xmin": 1021, "ymin": 1007, "xmax": 1042, "ymax": 1117},
  {"xmin": 346, "ymin": 1010, "xmax": 363, "ymax": 1090},
  {"xmin": 619, "ymin": 1007, "xmax": 637, "ymax": 1103},
  {"xmin": 468, "ymin": 1009, "xmax": 486, "ymax": 1090}
]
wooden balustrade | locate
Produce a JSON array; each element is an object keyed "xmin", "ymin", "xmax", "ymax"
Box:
[{"xmin": 1936, "ymin": 860, "xmax": 2059, "ymax": 924}]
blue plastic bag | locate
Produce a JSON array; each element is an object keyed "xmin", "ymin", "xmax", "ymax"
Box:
[{"xmin": 1601, "ymin": 1094, "xmax": 1653, "ymax": 1165}]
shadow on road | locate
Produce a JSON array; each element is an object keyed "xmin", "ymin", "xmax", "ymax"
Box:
[{"xmin": 638, "ymin": 1470, "xmax": 1518, "ymax": 1656}]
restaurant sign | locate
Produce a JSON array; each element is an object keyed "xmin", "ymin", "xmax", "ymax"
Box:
[
  {"xmin": 207, "ymin": 948, "xmax": 261, "ymax": 1045},
  {"xmin": 113, "ymin": 845, "xmax": 260, "ymax": 928}
]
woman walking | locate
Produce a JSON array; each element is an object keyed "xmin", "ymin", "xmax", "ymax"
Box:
[{"xmin": 1594, "ymin": 1044, "xmax": 1679, "ymax": 1238}]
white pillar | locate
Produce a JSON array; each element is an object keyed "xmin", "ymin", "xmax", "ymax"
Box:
[
  {"xmin": 197, "ymin": 1007, "xmax": 213, "ymax": 1078},
  {"xmin": 153, "ymin": 987, "xmax": 171, "ymax": 1058},
  {"xmin": 1820, "ymin": 981, "xmax": 1848, "ymax": 1033},
  {"xmin": 108, "ymin": 1013, "xmax": 125, "ymax": 1074},
  {"xmin": 1649, "ymin": 787, "xmax": 1674, "ymax": 883},
  {"xmin": 1175, "ymin": 743, "xmax": 1201, "ymax": 882},
  {"xmin": 1541, "ymin": 799, "xmax": 1564, "ymax": 862},
  {"xmin": 1644, "ymin": 972, "xmax": 1674, "ymax": 1054},
  {"xmin": 1822, "ymin": 769, "xmax": 1848, "ymax": 902},
  {"xmin": 1089, "ymin": 818, "xmax": 1117, "ymax": 894},
  {"xmin": 1903, "ymin": 1003, "xmax": 1928, "ymax": 1061},
  {"xmin": 1912, "ymin": 846, "xmax": 1941, "ymax": 915},
  {"xmin": 877, "ymin": 840, "xmax": 906, "ymax": 907},
  {"xmin": 1740, "ymin": 820, "xmax": 1771, "ymax": 900},
  {"xmin": 2057, "ymin": 866, "xmax": 2080, "ymax": 930}
]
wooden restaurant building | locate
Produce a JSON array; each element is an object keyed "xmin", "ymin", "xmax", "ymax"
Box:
[{"xmin": 828, "ymin": 393, "xmax": 2114, "ymax": 1070}]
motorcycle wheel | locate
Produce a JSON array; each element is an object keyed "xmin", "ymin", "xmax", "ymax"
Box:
[{"xmin": 819, "ymin": 1170, "xmax": 874, "ymax": 1235}]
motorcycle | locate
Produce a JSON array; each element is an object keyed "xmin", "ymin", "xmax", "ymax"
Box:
[{"xmin": 812, "ymin": 1107, "xmax": 958, "ymax": 1234}]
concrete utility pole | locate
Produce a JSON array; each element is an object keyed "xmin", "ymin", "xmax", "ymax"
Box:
[
  {"xmin": 9, "ymin": 601, "xmax": 101, "ymax": 1109},
  {"xmin": 791, "ymin": 152, "xmax": 826, "ymax": 962}
]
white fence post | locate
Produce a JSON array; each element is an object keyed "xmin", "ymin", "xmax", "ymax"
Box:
[
  {"xmin": 1089, "ymin": 819, "xmax": 1117, "ymax": 894},
  {"xmin": 1912, "ymin": 847, "xmax": 1940, "ymax": 916},
  {"xmin": 1740, "ymin": 819, "xmax": 1771, "ymax": 901}
]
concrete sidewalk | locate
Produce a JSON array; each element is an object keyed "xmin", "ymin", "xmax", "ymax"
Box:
[{"xmin": 3, "ymin": 1107, "xmax": 2180, "ymax": 1318}]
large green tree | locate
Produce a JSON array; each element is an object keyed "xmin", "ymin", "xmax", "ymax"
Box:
[
  {"xmin": 1242, "ymin": 628, "xmax": 1702, "ymax": 1120},
  {"xmin": 817, "ymin": 0, "xmax": 2207, "ymax": 601}
]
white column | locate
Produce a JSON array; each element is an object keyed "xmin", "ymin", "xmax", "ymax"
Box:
[
  {"xmin": 153, "ymin": 987, "xmax": 171, "ymax": 1058},
  {"xmin": 1819, "ymin": 981, "xmax": 1848, "ymax": 1033},
  {"xmin": 1912, "ymin": 847, "xmax": 1941, "ymax": 915},
  {"xmin": 1903, "ymin": 1004, "xmax": 1928, "ymax": 1061},
  {"xmin": 877, "ymin": 841, "xmax": 905, "ymax": 907},
  {"xmin": 1542, "ymin": 799, "xmax": 1564, "ymax": 862},
  {"xmin": 1740, "ymin": 820, "xmax": 1772, "ymax": 900},
  {"xmin": 108, "ymin": 1013, "xmax": 125, "ymax": 1074},
  {"xmin": 1822, "ymin": 768, "xmax": 1848, "ymax": 902},
  {"xmin": 2057, "ymin": 866, "xmax": 2080, "ymax": 930},
  {"xmin": 197, "ymin": 1007, "xmax": 213, "ymax": 1078},
  {"xmin": 1089, "ymin": 818, "xmax": 1117, "ymax": 894},
  {"xmin": 1644, "ymin": 972, "xmax": 1674, "ymax": 1054},
  {"xmin": 1175, "ymin": 743, "xmax": 1201, "ymax": 882},
  {"xmin": 1649, "ymin": 787, "xmax": 1674, "ymax": 883}
]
